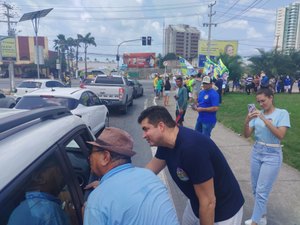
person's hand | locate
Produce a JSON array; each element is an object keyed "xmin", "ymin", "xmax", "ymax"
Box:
[
  {"xmin": 84, "ymin": 180, "xmax": 99, "ymax": 190},
  {"xmin": 246, "ymin": 109, "xmax": 260, "ymax": 122}
]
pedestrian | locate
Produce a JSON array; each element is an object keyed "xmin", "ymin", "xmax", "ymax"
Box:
[
  {"xmin": 192, "ymin": 72, "xmax": 202, "ymax": 104},
  {"xmin": 284, "ymin": 75, "xmax": 291, "ymax": 93},
  {"xmin": 155, "ymin": 76, "xmax": 163, "ymax": 99},
  {"xmin": 84, "ymin": 127, "xmax": 180, "ymax": 225},
  {"xmin": 243, "ymin": 88, "xmax": 290, "ymax": 225},
  {"xmin": 298, "ymin": 79, "xmax": 300, "ymax": 93},
  {"xmin": 253, "ymin": 75, "xmax": 260, "ymax": 93},
  {"xmin": 138, "ymin": 106, "xmax": 244, "ymax": 225},
  {"xmin": 164, "ymin": 76, "xmax": 171, "ymax": 106},
  {"xmin": 174, "ymin": 77, "xmax": 188, "ymax": 126},
  {"xmin": 260, "ymin": 71, "xmax": 269, "ymax": 89},
  {"xmin": 193, "ymin": 76, "xmax": 219, "ymax": 137},
  {"xmin": 153, "ymin": 73, "xmax": 159, "ymax": 94},
  {"xmin": 214, "ymin": 77, "xmax": 223, "ymax": 103},
  {"xmin": 245, "ymin": 74, "xmax": 254, "ymax": 95}
]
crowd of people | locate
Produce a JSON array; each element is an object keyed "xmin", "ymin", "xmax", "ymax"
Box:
[{"xmin": 232, "ymin": 71, "xmax": 299, "ymax": 94}]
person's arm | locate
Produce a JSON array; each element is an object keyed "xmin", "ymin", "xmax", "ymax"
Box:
[
  {"xmin": 193, "ymin": 178, "xmax": 216, "ymax": 225},
  {"xmin": 195, "ymin": 106, "xmax": 219, "ymax": 112},
  {"xmin": 146, "ymin": 157, "xmax": 166, "ymax": 175},
  {"xmin": 258, "ymin": 114, "xmax": 288, "ymax": 140},
  {"xmin": 244, "ymin": 111, "xmax": 257, "ymax": 138}
]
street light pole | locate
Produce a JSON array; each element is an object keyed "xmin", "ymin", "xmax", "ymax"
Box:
[{"xmin": 116, "ymin": 38, "xmax": 141, "ymax": 72}]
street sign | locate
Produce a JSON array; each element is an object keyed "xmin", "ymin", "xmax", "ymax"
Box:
[{"xmin": 0, "ymin": 37, "xmax": 17, "ymax": 62}]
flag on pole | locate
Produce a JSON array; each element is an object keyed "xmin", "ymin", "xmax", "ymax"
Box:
[{"xmin": 178, "ymin": 56, "xmax": 197, "ymax": 77}]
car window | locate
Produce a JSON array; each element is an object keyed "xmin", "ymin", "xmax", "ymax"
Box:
[
  {"xmin": 87, "ymin": 91, "xmax": 101, "ymax": 105},
  {"xmin": 79, "ymin": 92, "xmax": 90, "ymax": 106},
  {"xmin": 95, "ymin": 76, "xmax": 123, "ymax": 84},
  {"xmin": 0, "ymin": 154, "xmax": 80, "ymax": 225},
  {"xmin": 45, "ymin": 81, "xmax": 65, "ymax": 88},
  {"xmin": 15, "ymin": 96, "xmax": 79, "ymax": 110},
  {"xmin": 18, "ymin": 81, "xmax": 42, "ymax": 88}
]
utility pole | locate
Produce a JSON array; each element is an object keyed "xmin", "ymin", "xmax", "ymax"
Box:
[
  {"xmin": 203, "ymin": 1, "xmax": 217, "ymax": 58},
  {"xmin": 1, "ymin": 2, "xmax": 18, "ymax": 92}
]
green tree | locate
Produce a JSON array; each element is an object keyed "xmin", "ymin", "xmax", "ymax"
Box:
[
  {"xmin": 78, "ymin": 33, "xmax": 97, "ymax": 77},
  {"xmin": 53, "ymin": 34, "xmax": 68, "ymax": 78},
  {"xmin": 74, "ymin": 34, "xmax": 83, "ymax": 72}
]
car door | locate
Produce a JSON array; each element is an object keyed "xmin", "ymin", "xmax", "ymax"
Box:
[
  {"xmin": 86, "ymin": 91, "xmax": 108, "ymax": 134},
  {"xmin": 75, "ymin": 92, "xmax": 95, "ymax": 135}
]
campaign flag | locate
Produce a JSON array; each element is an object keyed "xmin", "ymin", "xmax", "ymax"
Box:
[
  {"xmin": 203, "ymin": 56, "xmax": 217, "ymax": 77},
  {"xmin": 178, "ymin": 56, "xmax": 197, "ymax": 77},
  {"xmin": 216, "ymin": 59, "xmax": 229, "ymax": 78}
]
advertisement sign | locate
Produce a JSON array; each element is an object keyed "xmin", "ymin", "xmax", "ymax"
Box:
[
  {"xmin": 0, "ymin": 37, "xmax": 17, "ymax": 62},
  {"xmin": 123, "ymin": 52, "xmax": 156, "ymax": 68},
  {"xmin": 198, "ymin": 40, "xmax": 238, "ymax": 57}
]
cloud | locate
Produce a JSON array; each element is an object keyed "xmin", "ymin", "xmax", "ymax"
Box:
[
  {"xmin": 219, "ymin": 20, "xmax": 249, "ymax": 29},
  {"xmin": 246, "ymin": 27, "xmax": 263, "ymax": 39}
]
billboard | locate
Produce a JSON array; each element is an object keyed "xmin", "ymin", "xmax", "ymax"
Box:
[
  {"xmin": 123, "ymin": 52, "xmax": 155, "ymax": 68},
  {"xmin": 0, "ymin": 37, "xmax": 17, "ymax": 61},
  {"xmin": 199, "ymin": 40, "xmax": 238, "ymax": 57}
]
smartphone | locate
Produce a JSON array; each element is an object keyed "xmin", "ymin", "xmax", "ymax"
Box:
[{"xmin": 247, "ymin": 104, "xmax": 256, "ymax": 113}]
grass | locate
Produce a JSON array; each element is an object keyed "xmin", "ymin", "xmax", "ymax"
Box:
[{"xmin": 218, "ymin": 92, "xmax": 300, "ymax": 171}]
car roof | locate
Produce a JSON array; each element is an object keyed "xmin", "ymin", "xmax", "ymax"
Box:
[
  {"xmin": 22, "ymin": 87, "xmax": 87, "ymax": 99},
  {"xmin": 0, "ymin": 109, "xmax": 28, "ymax": 120},
  {"xmin": 0, "ymin": 107, "xmax": 89, "ymax": 190},
  {"xmin": 20, "ymin": 79, "xmax": 62, "ymax": 82}
]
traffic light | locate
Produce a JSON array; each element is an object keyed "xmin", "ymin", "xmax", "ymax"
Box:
[
  {"xmin": 147, "ymin": 36, "xmax": 151, "ymax": 45},
  {"xmin": 142, "ymin": 37, "xmax": 146, "ymax": 46}
]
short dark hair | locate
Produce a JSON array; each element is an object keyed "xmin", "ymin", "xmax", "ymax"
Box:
[
  {"xmin": 138, "ymin": 106, "xmax": 176, "ymax": 128},
  {"xmin": 175, "ymin": 77, "xmax": 183, "ymax": 82}
]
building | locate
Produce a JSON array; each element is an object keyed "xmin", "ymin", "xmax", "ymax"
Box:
[
  {"xmin": 274, "ymin": 2, "xmax": 300, "ymax": 54},
  {"xmin": 164, "ymin": 24, "xmax": 200, "ymax": 60}
]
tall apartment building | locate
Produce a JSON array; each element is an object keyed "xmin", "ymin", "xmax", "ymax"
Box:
[
  {"xmin": 274, "ymin": 2, "xmax": 300, "ymax": 54},
  {"xmin": 164, "ymin": 24, "xmax": 200, "ymax": 60}
]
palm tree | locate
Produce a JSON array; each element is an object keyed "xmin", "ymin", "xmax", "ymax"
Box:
[
  {"xmin": 66, "ymin": 37, "xmax": 76, "ymax": 74},
  {"xmin": 75, "ymin": 34, "xmax": 83, "ymax": 72},
  {"xmin": 78, "ymin": 33, "xmax": 97, "ymax": 77},
  {"xmin": 216, "ymin": 53, "xmax": 243, "ymax": 82},
  {"xmin": 54, "ymin": 34, "xmax": 68, "ymax": 79}
]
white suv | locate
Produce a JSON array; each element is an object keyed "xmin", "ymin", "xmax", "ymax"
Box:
[
  {"xmin": 14, "ymin": 79, "xmax": 66, "ymax": 101},
  {"xmin": 0, "ymin": 106, "xmax": 96, "ymax": 225}
]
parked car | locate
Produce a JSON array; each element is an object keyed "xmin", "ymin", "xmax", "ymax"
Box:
[
  {"xmin": 14, "ymin": 79, "xmax": 66, "ymax": 102},
  {"xmin": 0, "ymin": 106, "xmax": 96, "ymax": 225},
  {"xmin": 15, "ymin": 88, "xmax": 109, "ymax": 135},
  {"xmin": 128, "ymin": 79, "xmax": 144, "ymax": 98},
  {"xmin": 0, "ymin": 91, "xmax": 16, "ymax": 108}
]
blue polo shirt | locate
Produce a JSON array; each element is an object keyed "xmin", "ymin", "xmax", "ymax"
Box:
[
  {"xmin": 84, "ymin": 164, "xmax": 179, "ymax": 225},
  {"xmin": 197, "ymin": 88, "xmax": 219, "ymax": 123},
  {"xmin": 155, "ymin": 126, "xmax": 244, "ymax": 222}
]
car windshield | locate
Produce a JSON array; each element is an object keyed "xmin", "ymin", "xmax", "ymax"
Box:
[
  {"xmin": 45, "ymin": 81, "xmax": 65, "ymax": 87},
  {"xmin": 95, "ymin": 76, "xmax": 123, "ymax": 84},
  {"xmin": 15, "ymin": 96, "xmax": 79, "ymax": 110},
  {"xmin": 18, "ymin": 81, "xmax": 42, "ymax": 88}
]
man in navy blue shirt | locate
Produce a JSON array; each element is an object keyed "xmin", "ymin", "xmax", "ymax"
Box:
[
  {"xmin": 193, "ymin": 76, "xmax": 219, "ymax": 137},
  {"xmin": 138, "ymin": 106, "xmax": 244, "ymax": 225}
]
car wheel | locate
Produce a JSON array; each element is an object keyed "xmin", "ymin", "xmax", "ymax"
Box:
[
  {"xmin": 9, "ymin": 103, "xmax": 15, "ymax": 108},
  {"xmin": 140, "ymin": 89, "xmax": 144, "ymax": 96},
  {"xmin": 129, "ymin": 97, "xmax": 133, "ymax": 107}
]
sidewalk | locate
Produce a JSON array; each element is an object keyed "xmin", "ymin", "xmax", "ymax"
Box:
[{"xmin": 155, "ymin": 92, "xmax": 300, "ymax": 225}]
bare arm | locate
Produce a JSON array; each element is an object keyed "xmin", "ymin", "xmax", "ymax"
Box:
[
  {"xmin": 244, "ymin": 112, "xmax": 255, "ymax": 138},
  {"xmin": 146, "ymin": 157, "xmax": 166, "ymax": 175},
  {"xmin": 194, "ymin": 178, "xmax": 216, "ymax": 225},
  {"xmin": 195, "ymin": 106, "xmax": 219, "ymax": 112}
]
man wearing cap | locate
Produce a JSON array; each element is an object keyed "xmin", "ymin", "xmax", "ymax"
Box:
[
  {"xmin": 138, "ymin": 106, "xmax": 244, "ymax": 225},
  {"xmin": 84, "ymin": 127, "xmax": 179, "ymax": 225},
  {"xmin": 193, "ymin": 75, "xmax": 219, "ymax": 137}
]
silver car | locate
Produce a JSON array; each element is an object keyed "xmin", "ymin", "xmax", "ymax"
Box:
[{"xmin": 0, "ymin": 91, "xmax": 16, "ymax": 108}]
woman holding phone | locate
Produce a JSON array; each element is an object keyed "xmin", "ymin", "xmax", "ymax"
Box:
[{"xmin": 243, "ymin": 88, "xmax": 290, "ymax": 225}]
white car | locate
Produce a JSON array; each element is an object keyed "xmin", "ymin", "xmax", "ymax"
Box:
[
  {"xmin": 0, "ymin": 91, "xmax": 16, "ymax": 108},
  {"xmin": 15, "ymin": 87, "xmax": 109, "ymax": 135},
  {"xmin": 14, "ymin": 79, "xmax": 66, "ymax": 101}
]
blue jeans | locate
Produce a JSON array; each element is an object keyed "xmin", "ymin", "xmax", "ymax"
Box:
[
  {"xmin": 194, "ymin": 121, "xmax": 216, "ymax": 137},
  {"xmin": 250, "ymin": 142, "xmax": 282, "ymax": 223}
]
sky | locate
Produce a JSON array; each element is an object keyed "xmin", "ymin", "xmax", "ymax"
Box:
[{"xmin": 0, "ymin": 0, "xmax": 299, "ymax": 61}]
